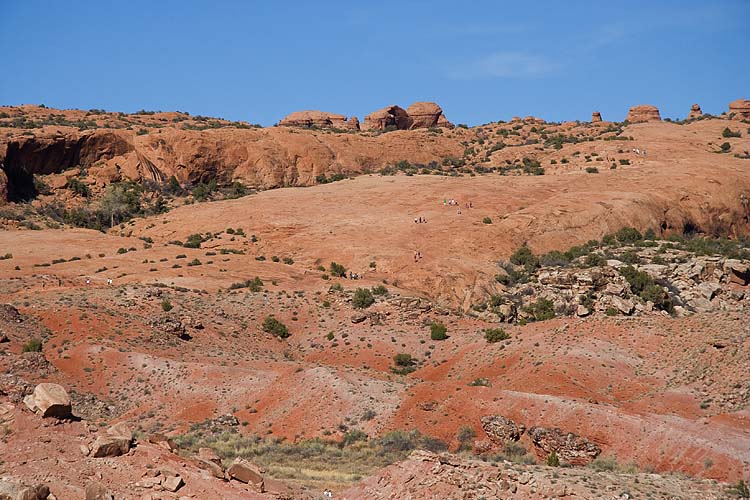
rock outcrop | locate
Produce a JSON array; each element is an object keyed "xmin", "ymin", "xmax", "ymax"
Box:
[
  {"xmin": 0, "ymin": 478, "xmax": 50, "ymax": 500},
  {"xmin": 688, "ymin": 103, "xmax": 703, "ymax": 119},
  {"xmin": 91, "ymin": 423, "xmax": 133, "ymax": 458},
  {"xmin": 278, "ymin": 111, "xmax": 357, "ymax": 130},
  {"xmin": 527, "ymin": 426, "xmax": 601, "ymax": 465},
  {"xmin": 406, "ymin": 102, "xmax": 453, "ymax": 129},
  {"xmin": 591, "ymin": 111, "xmax": 602, "ymax": 122},
  {"xmin": 729, "ymin": 98, "xmax": 750, "ymax": 119},
  {"xmin": 227, "ymin": 458, "xmax": 265, "ymax": 492},
  {"xmin": 363, "ymin": 105, "xmax": 412, "ymax": 131},
  {"xmin": 480, "ymin": 415, "xmax": 524, "ymax": 443},
  {"xmin": 626, "ymin": 105, "xmax": 661, "ymax": 122},
  {"xmin": 23, "ymin": 383, "xmax": 71, "ymax": 418}
]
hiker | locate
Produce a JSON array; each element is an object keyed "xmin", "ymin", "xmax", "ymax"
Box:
[
  {"xmin": 85, "ymin": 278, "xmax": 90, "ymax": 286},
  {"xmin": 414, "ymin": 217, "xmax": 418, "ymax": 223},
  {"xmin": 107, "ymin": 278, "xmax": 113, "ymax": 286}
]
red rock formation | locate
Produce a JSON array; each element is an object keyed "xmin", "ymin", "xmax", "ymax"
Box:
[
  {"xmin": 729, "ymin": 98, "xmax": 750, "ymax": 119},
  {"xmin": 363, "ymin": 105, "xmax": 412, "ymax": 131},
  {"xmin": 406, "ymin": 102, "xmax": 453, "ymax": 129},
  {"xmin": 278, "ymin": 110, "xmax": 355, "ymax": 129},
  {"xmin": 480, "ymin": 415, "xmax": 525, "ymax": 443},
  {"xmin": 527, "ymin": 426, "xmax": 601, "ymax": 465},
  {"xmin": 591, "ymin": 111, "xmax": 602, "ymax": 122},
  {"xmin": 688, "ymin": 104, "xmax": 703, "ymax": 119},
  {"xmin": 626, "ymin": 105, "xmax": 661, "ymax": 123}
]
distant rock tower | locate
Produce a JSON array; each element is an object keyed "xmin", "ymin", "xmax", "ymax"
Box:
[
  {"xmin": 729, "ymin": 99, "xmax": 750, "ymax": 120},
  {"xmin": 626, "ymin": 105, "xmax": 661, "ymax": 123},
  {"xmin": 591, "ymin": 111, "xmax": 602, "ymax": 123},
  {"xmin": 688, "ymin": 104, "xmax": 702, "ymax": 119}
]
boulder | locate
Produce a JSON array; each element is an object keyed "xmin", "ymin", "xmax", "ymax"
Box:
[
  {"xmin": 591, "ymin": 111, "xmax": 602, "ymax": 123},
  {"xmin": 227, "ymin": 458, "xmax": 265, "ymax": 492},
  {"xmin": 348, "ymin": 116, "xmax": 360, "ymax": 130},
  {"xmin": 147, "ymin": 433, "xmax": 178, "ymax": 452},
  {"xmin": 278, "ymin": 111, "xmax": 354, "ymax": 130},
  {"xmin": 106, "ymin": 422, "xmax": 133, "ymax": 442},
  {"xmin": 0, "ymin": 170, "xmax": 7, "ymax": 204},
  {"xmin": 480, "ymin": 415, "xmax": 524, "ymax": 443},
  {"xmin": 85, "ymin": 482, "xmax": 114, "ymax": 500},
  {"xmin": 405, "ymin": 102, "xmax": 453, "ymax": 129},
  {"xmin": 195, "ymin": 457, "xmax": 225, "ymax": 479},
  {"xmin": 363, "ymin": 105, "xmax": 412, "ymax": 131},
  {"xmin": 161, "ymin": 475, "xmax": 184, "ymax": 493},
  {"xmin": 25, "ymin": 383, "xmax": 71, "ymax": 418},
  {"xmin": 350, "ymin": 312, "xmax": 367, "ymax": 324},
  {"xmin": 0, "ymin": 478, "xmax": 49, "ymax": 500},
  {"xmin": 724, "ymin": 259, "xmax": 750, "ymax": 285},
  {"xmin": 626, "ymin": 105, "xmax": 661, "ymax": 123},
  {"xmin": 688, "ymin": 104, "xmax": 703, "ymax": 119},
  {"xmin": 91, "ymin": 435, "xmax": 131, "ymax": 458},
  {"xmin": 728, "ymin": 98, "xmax": 750, "ymax": 120},
  {"xmin": 610, "ymin": 296, "xmax": 635, "ymax": 315},
  {"xmin": 527, "ymin": 426, "xmax": 601, "ymax": 465},
  {"xmin": 199, "ymin": 447, "xmax": 222, "ymax": 465}
]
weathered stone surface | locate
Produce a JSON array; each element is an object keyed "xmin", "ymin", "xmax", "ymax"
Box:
[
  {"xmin": 91, "ymin": 435, "xmax": 131, "ymax": 458},
  {"xmin": 729, "ymin": 98, "xmax": 750, "ymax": 119},
  {"xmin": 106, "ymin": 422, "xmax": 133, "ymax": 442},
  {"xmin": 198, "ymin": 447, "xmax": 222, "ymax": 465},
  {"xmin": 527, "ymin": 426, "xmax": 601, "ymax": 465},
  {"xmin": 626, "ymin": 105, "xmax": 661, "ymax": 122},
  {"xmin": 28, "ymin": 383, "xmax": 71, "ymax": 418},
  {"xmin": 85, "ymin": 482, "xmax": 114, "ymax": 500},
  {"xmin": 161, "ymin": 475, "xmax": 184, "ymax": 492},
  {"xmin": 147, "ymin": 433, "xmax": 177, "ymax": 452},
  {"xmin": 480, "ymin": 415, "xmax": 524, "ymax": 443},
  {"xmin": 688, "ymin": 104, "xmax": 702, "ymax": 119},
  {"xmin": 0, "ymin": 478, "xmax": 49, "ymax": 500},
  {"xmin": 195, "ymin": 457, "xmax": 225, "ymax": 479},
  {"xmin": 724, "ymin": 259, "xmax": 750, "ymax": 285},
  {"xmin": 363, "ymin": 105, "xmax": 412, "ymax": 131},
  {"xmin": 227, "ymin": 458, "xmax": 265, "ymax": 492},
  {"xmin": 591, "ymin": 111, "xmax": 602, "ymax": 122},
  {"xmin": 406, "ymin": 102, "xmax": 453, "ymax": 129},
  {"xmin": 278, "ymin": 111, "xmax": 355, "ymax": 130}
]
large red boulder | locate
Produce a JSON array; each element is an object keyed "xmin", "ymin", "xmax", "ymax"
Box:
[{"xmin": 626, "ymin": 105, "xmax": 661, "ymax": 123}]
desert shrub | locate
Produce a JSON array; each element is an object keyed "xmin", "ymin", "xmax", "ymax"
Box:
[
  {"xmin": 371, "ymin": 284, "xmax": 388, "ymax": 296},
  {"xmin": 495, "ymin": 261, "xmax": 528, "ymax": 286},
  {"xmin": 184, "ymin": 233, "xmax": 204, "ymax": 248},
  {"xmin": 469, "ymin": 378, "xmax": 491, "ymax": 386},
  {"xmin": 605, "ymin": 307, "xmax": 619, "ymax": 316},
  {"xmin": 352, "ymin": 288, "xmax": 375, "ymax": 309},
  {"xmin": 22, "ymin": 338, "xmax": 43, "ymax": 352},
  {"xmin": 192, "ymin": 179, "xmax": 218, "ymax": 201},
  {"xmin": 539, "ymin": 250, "xmax": 570, "ymax": 267},
  {"xmin": 484, "ymin": 328, "xmax": 510, "ymax": 343},
  {"xmin": 585, "ymin": 166, "xmax": 599, "ymax": 173},
  {"xmin": 187, "ymin": 258, "xmax": 202, "ymax": 266},
  {"xmin": 271, "ymin": 256, "xmax": 280, "ymax": 262},
  {"xmin": 392, "ymin": 353, "xmax": 417, "ymax": 374},
  {"xmin": 723, "ymin": 127, "xmax": 741, "ymax": 138},
  {"xmin": 720, "ymin": 142, "xmax": 731, "ymax": 153},
  {"xmin": 524, "ymin": 298, "xmax": 555, "ymax": 321},
  {"xmin": 619, "ymin": 159, "xmax": 630, "ymax": 165},
  {"xmin": 510, "ymin": 245, "xmax": 538, "ymax": 272},
  {"xmin": 262, "ymin": 316, "xmax": 289, "ymax": 338},
  {"xmin": 456, "ymin": 426, "xmax": 476, "ymax": 452},
  {"xmin": 430, "ymin": 322, "xmax": 448, "ymax": 341},
  {"xmin": 643, "ymin": 228, "xmax": 657, "ymax": 240},
  {"xmin": 583, "ymin": 252, "xmax": 605, "ymax": 267},
  {"xmin": 282, "ymin": 256, "xmax": 294, "ymax": 265},
  {"xmin": 67, "ymin": 177, "xmax": 90, "ymax": 197},
  {"xmin": 329, "ymin": 283, "xmax": 343, "ymax": 292},
  {"xmin": 619, "ymin": 266, "xmax": 673, "ymax": 312},
  {"xmin": 615, "ymin": 227, "xmax": 642, "ymax": 244},
  {"xmin": 729, "ymin": 480, "xmax": 749, "ymax": 498},
  {"xmin": 161, "ymin": 299, "xmax": 173, "ymax": 312},
  {"xmin": 547, "ymin": 450, "xmax": 560, "ymax": 467},
  {"xmin": 329, "ymin": 261, "xmax": 347, "ymax": 277},
  {"xmin": 482, "ymin": 217, "xmax": 492, "ymax": 224}
]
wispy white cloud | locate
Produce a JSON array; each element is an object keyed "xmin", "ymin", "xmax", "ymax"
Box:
[{"xmin": 448, "ymin": 51, "xmax": 561, "ymax": 79}]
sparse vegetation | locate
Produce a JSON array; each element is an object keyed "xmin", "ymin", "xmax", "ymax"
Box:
[{"xmin": 262, "ymin": 316, "xmax": 290, "ymax": 339}]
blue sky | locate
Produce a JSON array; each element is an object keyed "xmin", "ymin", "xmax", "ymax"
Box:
[{"xmin": 1, "ymin": 1, "xmax": 748, "ymax": 126}]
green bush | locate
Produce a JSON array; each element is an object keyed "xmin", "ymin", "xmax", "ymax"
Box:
[
  {"xmin": 262, "ymin": 316, "xmax": 290, "ymax": 338},
  {"xmin": 722, "ymin": 127, "xmax": 741, "ymax": 138},
  {"xmin": 585, "ymin": 166, "xmax": 599, "ymax": 173},
  {"xmin": 524, "ymin": 298, "xmax": 555, "ymax": 321},
  {"xmin": 430, "ymin": 322, "xmax": 448, "ymax": 341},
  {"xmin": 484, "ymin": 328, "xmax": 510, "ymax": 343},
  {"xmin": 22, "ymin": 338, "xmax": 43, "ymax": 352},
  {"xmin": 547, "ymin": 450, "xmax": 560, "ymax": 467},
  {"xmin": 329, "ymin": 261, "xmax": 347, "ymax": 277},
  {"xmin": 482, "ymin": 217, "xmax": 492, "ymax": 224},
  {"xmin": 720, "ymin": 142, "xmax": 731, "ymax": 153},
  {"xmin": 161, "ymin": 299, "xmax": 173, "ymax": 312},
  {"xmin": 67, "ymin": 177, "xmax": 90, "ymax": 197},
  {"xmin": 392, "ymin": 353, "xmax": 417, "ymax": 374},
  {"xmin": 510, "ymin": 245, "xmax": 538, "ymax": 272},
  {"xmin": 352, "ymin": 288, "xmax": 375, "ymax": 309},
  {"xmin": 371, "ymin": 284, "xmax": 388, "ymax": 296},
  {"xmin": 615, "ymin": 227, "xmax": 642, "ymax": 244}
]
